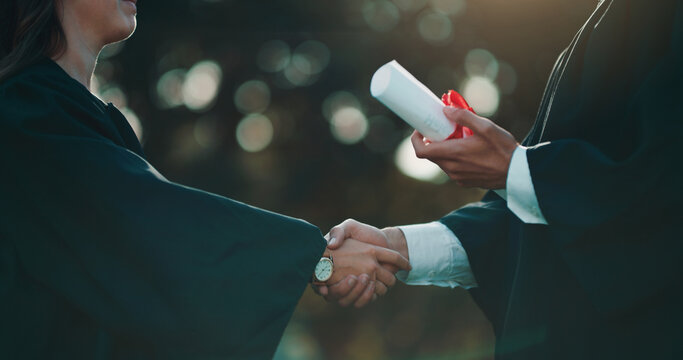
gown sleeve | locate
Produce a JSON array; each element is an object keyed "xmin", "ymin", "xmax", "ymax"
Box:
[
  {"xmin": 524, "ymin": 1, "xmax": 683, "ymax": 315},
  {"xmin": 527, "ymin": 0, "xmax": 683, "ymax": 228},
  {"xmin": 0, "ymin": 76, "xmax": 326, "ymax": 359}
]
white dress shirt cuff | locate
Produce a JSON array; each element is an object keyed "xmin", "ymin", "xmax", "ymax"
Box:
[
  {"xmin": 503, "ymin": 146, "xmax": 548, "ymax": 224},
  {"xmin": 396, "ymin": 222, "xmax": 478, "ymax": 289}
]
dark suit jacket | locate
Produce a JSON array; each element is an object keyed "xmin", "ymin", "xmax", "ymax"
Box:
[
  {"xmin": 441, "ymin": 1, "xmax": 683, "ymax": 358},
  {"xmin": 0, "ymin": 58, "xmax": 326, "ymax": 359}
]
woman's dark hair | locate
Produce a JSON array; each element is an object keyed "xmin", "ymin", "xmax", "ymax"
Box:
[{"xmin": 0, "ymin": 0, "xmax": 66, "ymax": 82}]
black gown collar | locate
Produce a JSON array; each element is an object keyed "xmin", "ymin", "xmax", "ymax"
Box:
[{"xmin": 33, "ymin": 57, "xmax": 146, "ymax": 158}]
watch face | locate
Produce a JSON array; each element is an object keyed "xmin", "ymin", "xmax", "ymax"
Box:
[{"xmin": 314, "ymin": 258, "xmax": 333, "ymax": 282}]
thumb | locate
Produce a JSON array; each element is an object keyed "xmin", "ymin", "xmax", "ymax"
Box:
[
  {"xmin": 326, "ymin": 224, "xmax": 347, "ymax": 250},
  {"xmin": 443, "ymin": 107, "xmax": 489, "ymax": 134}
]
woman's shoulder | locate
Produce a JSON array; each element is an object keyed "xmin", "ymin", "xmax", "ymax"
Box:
[
  {"xmin": 0, "ymin": 59, "xmax": 110, "ymax": 131},
  {"xmin": 0, "ymin": 59, "xmax": 107, "ymax": 115},
  {"xmin": 2, "ymin": 58, "xmax": 67, "ymax": 94}
]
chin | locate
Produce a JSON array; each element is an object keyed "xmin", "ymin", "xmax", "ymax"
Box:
[
  {"xmin": 122, "ymin": 21, "xmax": 137, "ymax": 40},
  {"xmin": 106, "ymin": 19, "xmax": 137, "ymax": 45}
]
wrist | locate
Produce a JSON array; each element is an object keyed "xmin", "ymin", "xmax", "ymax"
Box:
[
  {"xmin": 311, "ymin": 249, "xmax": 334, "ymax": 285},
  {"xmin": 382, "ymin": 227, "xmax": 409, "ymax": 261}
]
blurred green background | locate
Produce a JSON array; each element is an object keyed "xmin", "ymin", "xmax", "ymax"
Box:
[{"xmin": 99, "ymin": 0, "xmax": 597, "ymax": 358}]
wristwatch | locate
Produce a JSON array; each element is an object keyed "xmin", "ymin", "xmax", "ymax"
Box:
[{"xmin": 311, "ymin": 249, "xmax": 334, "ymax": 285}]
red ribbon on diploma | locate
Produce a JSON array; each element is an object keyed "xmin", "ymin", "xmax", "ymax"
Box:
[{"xmin": 442, "ymin": 90, "xmax": 475, "ymax": 140}]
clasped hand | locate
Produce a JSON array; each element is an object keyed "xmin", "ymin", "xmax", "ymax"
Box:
[{"xmin": 312, "ymin": 219, "xmax": 409, "ymax": 308}]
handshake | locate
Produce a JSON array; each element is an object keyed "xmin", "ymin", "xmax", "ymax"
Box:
[
  {"xmin": 311, "ymin": 219, "xmax": 411, "ymax": 308},
  {"xmin": 309, "ymin": 107, "xmax": 520, "ymax": 307}
]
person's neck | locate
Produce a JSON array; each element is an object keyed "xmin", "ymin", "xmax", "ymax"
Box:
[{"xmin": 52, "ymin": 34, "xmax": 102, "ymax": 90}]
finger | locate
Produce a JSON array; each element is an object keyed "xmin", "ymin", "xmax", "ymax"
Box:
[
  {"xmin": 372, "ymin": 294, "xmax": 378, "ymax": 302},
  {"xmin": 327, "ymin": 219, "xmax": 360, "ymax": 249},
  {"xmin": 330, "ymin": 219, "xmax": 389, "ymax": 248},
  {"xmin": 412, "ymin": 130, "xmax": 466, "ymax": 162},
  {"xmin": 443, "ymin": 107, "xmax": 491, "ymax": 134},
  {"xmin": 324, "ymin": 233, "xmax": 334, "ymax": 248},
  {"xmin": 338, "ymin": 274, "xmax": 370, "ymax": 307},
  {"xmin": 374, "ymin": 281, "xmax": 388, "ymax": 296},
  {"xmin": 353, "ymin": 280, "xmax": 376, "ymax": 308},
  {"xmin": 375, "ymin": 247, "xmax": 411, "ymax": 271},
  {"xmin": 376, "ymin": 265, "xmax": 397, "ymax": 288},
  {"xmin": 381, "ymin": 263, "xmax": 399, "ymax": 273},
  {"xmin": 326, "ymin": 227, "xmax": 345, "ymax": 250},
  {"xmin": 411, "ymin": 130, "xmax": 430, "ymax": 158},
  {"xmin": 326, "ymin": 275, "xmax": 358, "ymax": 300}
]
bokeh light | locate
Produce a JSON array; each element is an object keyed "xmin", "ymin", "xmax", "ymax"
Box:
[
  {"xmin": 462, "ymin": 76, "xmax": 501, "ymax": 116},
  {"xmin": 99, "ymin": 85, "xmax": 127, "ymax": 109},
  {"xmin": 156, "ymin": 69, "xmax": 187, "ymax": 109},
  {"xmin": 330, "ymin": 107, "xmax": 369, "ymax": 145},
  {"xmin": 236, "ymin": 114, "xmax": 274, "ymax": 152},
  {"xmin": 234, "ymin": 80, "xmax": 271, "ymax": 114},
  {"xmin": 465, "ymin": 48, "xmax": 499, "ymax": 80},
  {"xmin": 322, "ymin": 91, "xmax": 362, "ymax": 121},
  {"xmin": 417, "ymin": 10, "xmax": 453, "ymax": 45},
  {"xmin": 120, "ymin": 107, "xmax": 144, "ymax": 141},
  {"xmin": 257, "ymin": 40, "xmax": 292, "ymax": 73},
  {"xmin": 429, "ymin": 0, "xmax": 466, "ymax": 16},
  {"xmin": 363, "ymin": 0, "xmax": 401, "ymax": 32},
  {"xmin": 292, "ymin": 41, "xmax": 331, "ymax": 75},
  {"xmin": 283, "ymin": 62, "xmax": 316, "ymax": 87},
  {"xmin": 496, "ymin": 61, "xmax": 518, "ymax": 95},
  {"xmin": 391, "ymin": 0, "xmax": 429, "ymax": 13},
  {"xmin": 394, "ymin": 135, "xmax": 447, "ymax": 183},
  {"xmin": 182, "ymin": 60, "xmax": 223, "ymax": 112}
]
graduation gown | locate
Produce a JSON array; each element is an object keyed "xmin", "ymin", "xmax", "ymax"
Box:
[
  {"xmin": 441, "ymin": 1, "xmax": 683, "ymax": 359},
  {"xmin": 0, "ymin": 58, "xmax": 326, "ymax": 359}
]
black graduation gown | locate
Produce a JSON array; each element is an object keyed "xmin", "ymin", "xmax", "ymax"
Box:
[
  {"xmin": 0, "ymin": 58, "xmax": 326, "ymax": 359},
  {"xmin": 441, "ymin": 1, "xmax": 683, "ymax": 359}
]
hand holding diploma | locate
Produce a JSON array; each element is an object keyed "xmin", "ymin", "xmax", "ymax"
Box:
[
  {"xmin": 412, "ymin": 107, "xmax": 518, "ymax": 189},
  {"xmin": 371, "ymin": 60, "xmax": 518, "ymax": 189}
]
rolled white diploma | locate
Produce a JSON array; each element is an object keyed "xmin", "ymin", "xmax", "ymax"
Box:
[{"xmin": 371, "ymin": 60, "xmax": 455, "ymax": 142}]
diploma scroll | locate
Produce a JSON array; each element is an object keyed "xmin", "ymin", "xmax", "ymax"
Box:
[{"xmin": 371, "ymin": 60, "xmax": 456, "ymax": 142}]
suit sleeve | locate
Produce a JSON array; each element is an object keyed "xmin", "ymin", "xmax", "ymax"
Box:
[
  {"xmin": 439, "ymin": 192, "xmax": 513, "ymax": 331},
  {"xmin": 0, "ymin": 82, "xmax": 326, "ymax": 359}
]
